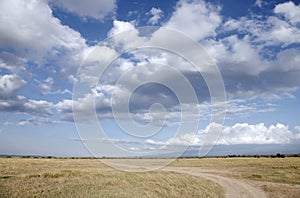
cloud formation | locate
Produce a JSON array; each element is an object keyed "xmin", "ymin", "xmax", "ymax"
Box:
[
  {"xmin": 0, "ymin": 74, "xmax": 26, "ymax": 97},
  {"xmin": 54, "ymin": 0, "xmax": 300, "ymax": 127},
  {"xmin": 0, "ymin": 96, "xmax": 53, "ymax": 116},
  {"xmin": 0, "ymin": 0, "xmax": 299, "ymax": 138},
  {"xmin": 147, "ymin": 7, "xmax": 164, "ymax": 25},
  {"xmin": 0, "ymin": 0, "xmax": 88, "ymax": 77},
  {"xmin": 49, "ymin": 0, "xmax": 116, "ymax": 21},
  {"xmin": 166, "ymin": 0, "xmax": 221, "ymax": 40},
  {"xmin": 274, "ymin": 1, "xmax": 300, "ymax": 25},
  {"xmin": 144, "ymin": 122, "xmax": 300, "ymax": 147}
]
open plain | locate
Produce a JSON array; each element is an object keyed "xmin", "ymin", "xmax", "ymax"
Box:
[{"xmin": 0, "ymin": 157, "xmax": 299, "ymax": 197}]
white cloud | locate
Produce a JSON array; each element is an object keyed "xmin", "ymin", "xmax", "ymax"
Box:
[
  {"xmin": 0, "ymin": 0, "xmax": 86, "ymax": 53},
  {"xmin": 108, "ymin": 20, "xmax": 136, "ymax": 37},
  {"xmin": 0, "ymin": 74, "xmax": 26, "ymax": 97},
  {"xmin": 49, "ymin": 0, "xmax": 116, "ymax": 21},
  {"xmin": 147, "ymin": 7, "xmax": 164, "ymax": 25},
  {"xmin": 165, "ymin": 0, "xmax": 222, "ymax": 41},
  {"xmin": 261, "ymin": 16, "xmax": 300, "ymax": 46},
  {"xmin": 0, "ymin": 52, "xmax": 27, "ymax": 74},
  {"xmin": 38, "ymin": 77, "xmax": 54, "ymax": 95},
  {"xmin": 7, "ymin": 0, "xmax": 294, "ymax": 127},
  {"xmin": 274, "ymin": 1, "xmax": 300, "ymax": 25},
  {"xmin": 202, "ymin": 3, "xmax": 300, "ymax": 101},
  {"xmin": 106, "ymin": 20, "xmax": 146, "ymax": 50},
  {"xmin": 221, "ymin": 6, "xmax": 300, "ymax": 47},
  {"xmin": 273, "ymin": 48, "xmax": 300, "ymax": 72},
  {"xmin": 56, "ymin": 86, "xmax": 113, "ymax": 121},
  {"xmin": 24, "ymin": 99, "xmax": 53, "ymax": 115},
  {"xmin": 255, "ymin": 0, "xmax": 263, "ymax": 8},
  {"xmin": 0, "ymin": 96, "xmax": 53, "ymax": 116},
  {"xmin": 68, "ymin": 75, "xmax": 78, "ymax": 83},
  {"xmin": 17, "ymin": 117, "xmax": 59, "ymax": 126},
  {"xmin": 145, "ymin": 122, "xmax": 300, "ymax": 147},
  {"xmin": 77, "ymin": 45, "xmax": 118, "ymax": 84},
  {"xmin": 0, "ymin": 0, "xmax": 88, "ymax": 74},
  {"xmin": 218, "ymin": 123, "xmax": 296, "ymax": 145},
  {"xmin": 203, "ymin": 35, "xmax": 267, "ymax": 76},
  {"xmin": 223, "ymin": 100, "xmax": 276, "ymax": 118}
]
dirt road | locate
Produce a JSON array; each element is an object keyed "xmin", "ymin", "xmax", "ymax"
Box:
[
  {"xmin": 164, "ymin": 167, "xmax": 266, "ymax": 198},
  {"xmin": 101, "ymin": 160, "xmax": 300, "ymax": 197}
]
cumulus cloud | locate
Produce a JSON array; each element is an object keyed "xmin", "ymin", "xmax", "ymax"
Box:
[
  {"xmin": 49, "ymin": 0, "xmax": 116, "ymax": 21},
  {"xmin": 0, "ymin": 0, "xmax": 94, "ymax": 123},
  {"xmin": 272, "ymin": 48, "xmax": 300, "ymax": 72},
  {"xmin": 38, "ymin": 77, "xmax": 54, "ymax": 95},
  {"xmin": 274, "ymin": 1, "xmax": 300, "ymax": 25},
  {"xmin": 147, "ymin": 7, "xmax": 164, "ymax": 25},
  {"xmin": 144, "ymin": 122, "xmax": 300, "ymax": 147},
  {"xmin": 1, "ymin": 0, "xmax": 298, "ymax": 160},
  {"xmin": 203, "ymin": 35, "xmax": 267, "ymax": 76},
  {"xmin": 0, "ymin": 96, "xmax": 53, "ymax": 116},
  {"xmin": 105, "ymin": 20, "xmax": 148, "ymax": 50},
  {"xmin": 96, "ymin": 122, "xmax": 300, "ymax": 153},
  {"xmin": 260, "ymin": 16, "xmax": 300, "ymax": 46},
  {"xmin": 51, "ymin": 0, "xmax": 300, "ymax": 130},
  {"xmin": 0, "ymin": 0, "xmax": 86, "ymax": 53},
  {"xmin": 218, "ymin": 123, "xmax": 297, "ymax": 145},
  {"xmin": 59, "ymin": 4, "xmax": 299, "ymax": 125},
  {"xmin": 165, "ymin": 0, "xmax": 221, "ymax": 40},
  {"xmin": 56, "ymin": 86, "xmax": 113, "ymax": 121},
  {"xmin": 0, "ymin": 0, "xmax": 88, "ymax": 75},
  {"xmin": 68, "ymin": 46, "xmax": 212, "ymax": 124},
  {"xmin": 201, "ymin": 1, "xmax": 300, "ymax": 101},
  {"xmin": 221, "ymin": 6, "xmax": 300, "ymax": 47},
  {"xmin": 108, "ymin": 20, "xmax": 136, "ymax": 37},
  {"xmin": 0, "ymin": 52, "xmax": 27, "ymax": 74},
  {"xmin": 1, "ymin": 0, "xmax": 299, "ymax": 133},
  {"xmin": 0, "ymin": 74, "xmax": 26, "ymax": 97},
  {"xmin": 202, "ymin": 38, "xmax": 300, "ymax": 101}
]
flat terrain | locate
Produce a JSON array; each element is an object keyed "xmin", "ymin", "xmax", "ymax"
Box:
[
  {"xmin": 169, "ymin": 157, "xmax": 300, "ymax": 198},
  {"xmin": 170, "ymin": 157, "xmax": 300, "ymax": 185},
  {"xmin": 0, "ymin": 158, "xmax": 222, "ymax": 198},
  {"xmin": 0, "ymin": 157, "xmax": 299, "ymax": 197}
]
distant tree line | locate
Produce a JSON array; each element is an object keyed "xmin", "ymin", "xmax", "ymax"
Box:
[
  {"xmin": 1, "ymin": 153, "xmax": 300, "ymax": 159},
  {"xmin": 178, "ymin": 153, "xmax": 300, "ymax": 159},
  {"xmin": 216, "ymin": 153, "xmax": 300, "ymax": 158}
]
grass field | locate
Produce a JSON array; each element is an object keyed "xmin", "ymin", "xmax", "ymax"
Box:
[
  {"xmin": 0, "ymin": 158, "xmax": 222, "ymax": 198},
  {"xmin": 1, "ymin": 157, "xmax": 300, "ymax": 197},
  {"xmin": 170, "ymin": 157, "xmax": 300, "ymax": 185}
]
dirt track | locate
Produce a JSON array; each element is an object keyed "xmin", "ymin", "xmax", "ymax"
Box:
[
  {"xmin": 164, "ymin": 167, "xmax": 266, "ymax": 198},
  {"xmin": 102, "ymin": 160, "xmax": 300, "ymax": 197}
]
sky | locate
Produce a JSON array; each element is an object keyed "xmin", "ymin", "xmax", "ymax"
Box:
[{"xmin": 0, "ymin": 0, "xmax": 300, "ymax": 158}]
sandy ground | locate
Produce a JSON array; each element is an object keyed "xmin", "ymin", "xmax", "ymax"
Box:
[{"xmin": 164, "ymin": 167, "xmax": 266, "ymax": 198}]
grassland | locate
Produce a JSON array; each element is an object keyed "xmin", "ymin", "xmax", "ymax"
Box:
[
  {"xmin": 1, "ymin": 157, "xmax": 299, "ymax": 197},
  {"xmin": 0, "ymin": 158, "xmax": 222, "ymax": 198},
  {"xmin": 170, "ymin": 157, "xmax": 300, "ymax": 185}
]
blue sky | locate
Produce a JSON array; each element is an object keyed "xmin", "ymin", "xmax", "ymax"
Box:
[{"xmin": 0, "ymin": 0, "xmax": 300, "ymax": 158}]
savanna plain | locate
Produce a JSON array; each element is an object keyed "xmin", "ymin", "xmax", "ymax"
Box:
[{"xmin": 0, "ymin": 157, "xmax": 299, "ymax": 197}]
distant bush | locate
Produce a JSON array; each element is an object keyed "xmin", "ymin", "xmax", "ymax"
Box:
[{"xmin": 276, "ymin": 153, "xmax": 285, "ymax": 158}]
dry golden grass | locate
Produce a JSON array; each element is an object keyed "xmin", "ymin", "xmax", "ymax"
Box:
[
  {"xmin": 0, "ymin": 158, "xmax": 222, "ymax": 198},
  {"xmin": 170, "ymin": 157, "xmax": 300, "ymax": 185},
  {"xmin": 2, "ymin": 157, "xmax": 299, "ymax": 197}
]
